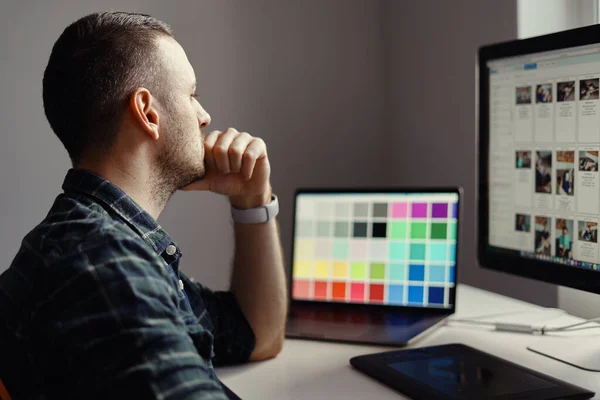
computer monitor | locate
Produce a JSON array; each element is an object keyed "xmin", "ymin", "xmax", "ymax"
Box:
[{"xmin": 478, "ymin": 24, "xmax": 600, "ymax": 371}]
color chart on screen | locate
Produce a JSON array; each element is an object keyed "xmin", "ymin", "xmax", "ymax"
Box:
[{"xmin": 292, "ymin": 192, "xmax": 459, "ymax": 309}]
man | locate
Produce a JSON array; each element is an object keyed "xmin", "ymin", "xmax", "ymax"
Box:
[{"xmin": 0, "ymin": 11, "xmax": 287, "ymax": 399}]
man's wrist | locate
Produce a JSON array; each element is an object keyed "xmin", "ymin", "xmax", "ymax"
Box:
[{"xmin": 229, "ymin": 187, "xmax": 272, "ymax": 210}]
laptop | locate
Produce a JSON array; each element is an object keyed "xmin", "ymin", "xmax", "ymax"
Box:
[{"xmin": 286, "ymin": 188, "xmax": 462, "ymax": 346}]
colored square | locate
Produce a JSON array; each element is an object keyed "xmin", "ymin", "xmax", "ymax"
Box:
[
  {"xmin": 429, "ymin": 243, "xmax": 448, "ymax": 262},
  {"xmin": 428, "ymin": 287, "xmax": 445, "ymax": 304},
  {"xmin": 369, "ymin": 284, "xmax": 384, "ymax": 302},
  {"xmin": 409, "ymin": 264, "xmax": 425, "ymax": 281},
  {"xmin": 428, "ymin": 265, "xmax": 446, "ymax": 282},
  {"xmin": 294, "ymin": 261, "xmax": 311, "ymax": 277},
  {"xmin": 410, "ymin": 222, "xmax": 427, "ymax": 239},
  {"xmin": 351, "ymin": 262, "xmax": 366, "ymax": 279},
  {"xmin": 450, "ymin": 266, "xmax": 456, "ymax": 283},
  {"xmin": 333, "ymin": 240, "xmax": 349, "ymax": 259},
  {"xmin": 430, "ymin": 223, "xmax": 448, "ymax": 239},
  {"xmin": 335, "ymin": 203, "xmax": 351, "ymax": 218},
  {"xmin": 354, "ymin": 203, "xmax": 369, "ymax": 218},
  {"xmin": 334, "ymin": 222, "xmax": 349, "ymax": 237},
  {"xmin": 296, "ymin": 220, "xmax": 313, "ymax": 237},
  {"xmin": 411, "ymin": 203, "xmax": 428, "ymax": 218},
  {"xmin": 296, "ymin": 200, "xmax": 315, "ymax": 218},
  {"xmin": 353, "ymin": 222, "xmax": 368, "ymax": 238},
  {"xmin": 369, "ymin": 240, "xmax": 387, "ymax": 260},
  {"xmin": 316, "ymin": 202, "xmax": 333, "ymax": 218},
  {"xmin": 450, "ymin": 222, "xmax": 457, "ymax": 239},
  {"xmin": 452, "ymin": 202, "xmax": 458, "ymax": 218},
  {"xmin": 315, "ymin": 261, "xmax": 329, "ymax": 278},
  {"xmin": 372, "ymin": 223, "xmax": 387, "ymax": 238},
  {"xmin": 370, "ymin": 263, "xmax": 385, "ymax": 279},
  {"xmin": 388, "ymin": 285, "xmax": 404, "ymax": 304},
  {"xmin": 350, "ymin": 283, "xmax": 365, "ymax": 301},
  {"xmin": 315, "ymin": 240, "xmax": 331, "ymax": 258},
  {"xmin": 349, "ymin": 239, "xmax": 368, "ymax": 259},
  {"xmin": 332, "ymin": 282, "xmax": 346, "ymax": 300},
  {"xmin": 293, "ymin": 280, "xmax": 310, "ymax": 299},
  {"xmin": 391, "ymin": 202, "xmax": 408, "ymax": 218},
  {"xmin": 389, "ymin": 263, "xmax": 406, "ymax": 281},
  {"xmin": 317, "ymin": 221, "xmax": 331, "ymax": 237},
  {"xmin": 389, "ymin": 242, "xmax": 406, "ymax": 260},
  {"xmin": 333, "ymin": 261, "xmax": 348, "ymax": 278},
  {"xmin": 449, "ymin": 244, "xmax": 457, "ymax": 262},
  {"xmin": 314, "ymin": 281, "xmax": 328, "ymax": 300},
  {"xmin": 389, "ymin": 222, "xmax": 407, "ymax": 239},
  {"xmin": 373, "ymin": 203, "xmax": 388, "ymax": 217},
  {"xmin": 295, "ymin": 239, "xmax": 314, "ymax": 259},
  {"xmin": 432, "ymin": 203, "xmax": 449, "ymax": 218},
  {"xmin": 408, "ymin": 285, "xmax": 424, "ymax": 303},
  {"xmin": 410, "ymin": 243, "xmax": 426, "ymax": 260}
]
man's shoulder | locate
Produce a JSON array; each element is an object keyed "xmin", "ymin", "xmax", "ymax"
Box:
[
  {"xmin": 21, "ymin": 192, "xmax": 146, "ymax": 261},
  {"xmin": 2, "ymin": 193, "xmax": 168, "ymax": 320}
]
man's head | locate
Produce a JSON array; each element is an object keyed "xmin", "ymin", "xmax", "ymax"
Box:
[
  {"xmin": 563, "ymin": 227, "xmax": 568, "ymax": 235},
  {"xmin": 43, "ymin": 11, "xmax": 210, "ymax": 196}
]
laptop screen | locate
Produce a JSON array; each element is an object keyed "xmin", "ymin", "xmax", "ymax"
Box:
[{"xmin": 291, "ymin": 191, "xmax": 459, "ymax": 309}]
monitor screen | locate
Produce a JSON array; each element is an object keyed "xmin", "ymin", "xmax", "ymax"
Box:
[
  {"xmin": 291, "ymin": 191, "xmax": 459, "ymax": 309},
  {"xmin": 479, "ymin": 26, "xmax": 600, "ymax": 293},
  {"xmin": 487, "ymin": 41, "xmax": 600, "ymax": 270}
]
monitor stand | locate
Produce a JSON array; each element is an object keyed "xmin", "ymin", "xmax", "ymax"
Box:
[{"xmin": 527, "ymin": 337, "xmax": 600, "ymax": 372}]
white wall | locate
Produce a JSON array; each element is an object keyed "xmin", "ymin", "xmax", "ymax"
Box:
[
  {"xmin": 0, "ymin": 0, "xmax": 387, "ymax": 289},
  {"xmin": 518, "ymin": 0, "xmax": 596, "ymax": 39}
]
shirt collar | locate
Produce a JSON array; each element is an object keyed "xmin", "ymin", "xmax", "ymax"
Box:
[{"xmin": 61, "ymin": 168, "xmax": 176, "ymax": 259}]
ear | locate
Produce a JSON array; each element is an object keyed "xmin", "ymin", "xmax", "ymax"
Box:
[{"xmin": 129, "ymin": 88, "xmax": 160, "ymax": 141}]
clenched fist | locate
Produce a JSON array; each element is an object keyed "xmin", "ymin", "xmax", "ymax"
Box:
[{"xmin": 182, "ymin": 128, "xmax": 272, "ymax": 209}]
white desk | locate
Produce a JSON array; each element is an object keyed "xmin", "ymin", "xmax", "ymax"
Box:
[{"xmin": 217, "ymin": 284, "xmax": 600, "ymax": 399}]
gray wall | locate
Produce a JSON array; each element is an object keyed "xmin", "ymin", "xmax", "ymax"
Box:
[
  {"xmin": 0, "ymin": 0, "xmax": 558, "ymax": 306},
  {"xmin": 0, "ymin": 0, "xmax": 387, "ymax": 290},
  {"xmin": 383, "ymin": 0, "xmax": 557, "ymax": 306}
]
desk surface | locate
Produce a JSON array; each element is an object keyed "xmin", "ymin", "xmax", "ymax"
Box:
[{"xmin": 217, "ymin": 284, "xmax": 600, "ymax": 399}]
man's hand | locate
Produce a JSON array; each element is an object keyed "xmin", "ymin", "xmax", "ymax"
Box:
[{"xmin": 182, "ymin": 128, "xmax": 271, "ymax": 209}]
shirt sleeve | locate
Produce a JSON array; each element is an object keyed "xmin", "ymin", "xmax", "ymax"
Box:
[
  {"xmin": 180, "ymin": 272, "xmax": 256, "ymax": 366},
  {"xmin": 30, "ymin": 235, "xmax": 229, "ymax": 400}
]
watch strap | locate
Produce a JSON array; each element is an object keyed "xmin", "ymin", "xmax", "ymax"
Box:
[{"xmin": 231, "ymin": 194, "xmax": 279, "ymax": 224}]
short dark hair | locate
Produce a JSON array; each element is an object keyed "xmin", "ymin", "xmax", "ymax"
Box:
[{"xmin": 42, "ymin": 11, "xmax": 174, "ymax": 165}]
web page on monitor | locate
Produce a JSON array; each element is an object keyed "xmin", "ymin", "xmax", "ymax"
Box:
[{"xmin": 488, "ymin": 45, "xmax": 600, "ymax": 270}]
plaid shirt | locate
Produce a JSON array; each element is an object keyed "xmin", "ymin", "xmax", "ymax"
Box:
[{"xmin": 0, "ymin": 168, "xmax": 255, "ymax": 399}]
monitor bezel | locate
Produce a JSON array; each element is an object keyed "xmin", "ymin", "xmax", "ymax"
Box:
[
  {"xmin": 478, "ymin": 24, "xmax": 600, "ymax": 294},
  {"xmin": 289, "ymin": 187, "xmax": 462, "ymax": 314}
]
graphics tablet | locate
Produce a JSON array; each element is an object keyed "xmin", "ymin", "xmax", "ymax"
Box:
[{"xmin": 350, "ymin": 343, "xmax": 594, "ymax": 399}]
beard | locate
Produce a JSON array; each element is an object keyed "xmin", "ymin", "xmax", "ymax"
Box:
[{"xmin": 151, "ymin": 114, "xmax": 205, "ymax": 204}]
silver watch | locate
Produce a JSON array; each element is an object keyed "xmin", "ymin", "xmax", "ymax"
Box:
[{"xmin": 231, "ymin": 194, "xmax": 279, "ymax": 224}]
